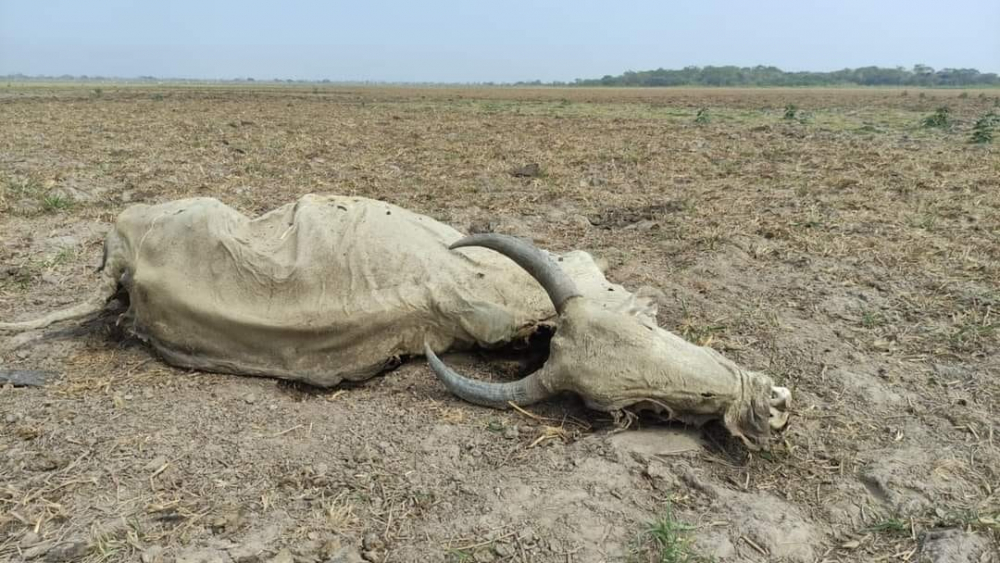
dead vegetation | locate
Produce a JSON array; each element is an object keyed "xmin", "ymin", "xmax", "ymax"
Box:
[{"xmin": 1, "ymin": 84, "xmax": 999, "ymax": 562}]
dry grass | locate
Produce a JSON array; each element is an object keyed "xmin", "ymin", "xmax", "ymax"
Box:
[{"xmin": 1, "ymin": 84, "xmax": 999, "ymax": 561}]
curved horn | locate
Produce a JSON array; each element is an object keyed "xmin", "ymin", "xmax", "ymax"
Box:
[
  {"xmin": 451, "ymin": 234, "xmax": 581, "ymax": 315},
  {"xmin": 424, "ymin": 343, "xmax": 553, "ymax": 408}
]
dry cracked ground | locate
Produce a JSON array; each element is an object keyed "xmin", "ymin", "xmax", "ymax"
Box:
[{"xmin": 1, "ymin": 85, "xmax": 999, "ymax": 563}]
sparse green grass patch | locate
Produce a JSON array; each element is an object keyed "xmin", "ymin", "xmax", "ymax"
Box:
[
  {"xmin": 5, "ymin": 176, "xmax": 44, "ymax": 198},
  {"xmin": 921, "ymin": 106, "xmax": 950, "ymax": 128},
  {"xmin": 865, "ymin": 517, "xmax": 909, "ymax": 536},
  {"xmin": 632, "ymin": 505, "xmax": 711, "ymax": 563},
  {"xmin": 42, "ymin": 192, "xmax": 74, "ymax": 212},
  {"xmin": 860, "ymin": 309, "xmax": 886, "ymax": 329},
  {"xmin": 970, "ymin": 111, "xmax": 996, "ymax": 144},
  {"xmin": 446, "ymin": 549, "xmax": 474, "ymax": 562}
]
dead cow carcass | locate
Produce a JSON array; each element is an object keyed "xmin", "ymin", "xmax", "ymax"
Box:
[{"xmin": 0, "ymin": 195, "xmax": 791, "ymax": 448}]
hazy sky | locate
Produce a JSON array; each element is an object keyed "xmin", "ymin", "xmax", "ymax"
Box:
[{"xmin": 1, "ymin": 0, "xmax": 998, "ymax": 82}]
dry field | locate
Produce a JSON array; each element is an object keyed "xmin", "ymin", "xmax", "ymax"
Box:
[{"xmin": 1, "ymin": 84, "xmax": 999, "ymax": 563}]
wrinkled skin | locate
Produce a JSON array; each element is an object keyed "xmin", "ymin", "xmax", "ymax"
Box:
[{"xmin": 2, "ymin": 196, "xmax": 628, "ymax": 386}]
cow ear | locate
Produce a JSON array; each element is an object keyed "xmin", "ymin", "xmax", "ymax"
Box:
[{"xmin": 452, "ymin": 301, "xmax": 518, "ymax": 348}]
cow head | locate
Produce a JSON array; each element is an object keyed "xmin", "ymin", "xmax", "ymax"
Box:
[{"xmin": 425, "ymin": 234, "xmax": 791, "ymax": 450}]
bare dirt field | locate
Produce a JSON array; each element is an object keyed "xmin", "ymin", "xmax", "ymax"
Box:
[{"xmin": 1, "ymin": 84, "xmax": 999, "ymax": 563}]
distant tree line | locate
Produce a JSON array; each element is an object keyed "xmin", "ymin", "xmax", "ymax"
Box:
[
  {"xmin": 519, "ymin": 65, "xmax": 1000, "ymax": 88},
  {"xmin": 5, "ymin": 64, "xmax": 998, "ymax": 88},
  {"xmin": 0, "ymin": 73, "xmax": 377, "ymax": 85}
]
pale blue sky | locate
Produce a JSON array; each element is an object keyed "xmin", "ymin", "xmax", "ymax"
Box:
[{"xmin": 1, "ymin": 0, "xmax": 997, "ymax": 82}]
